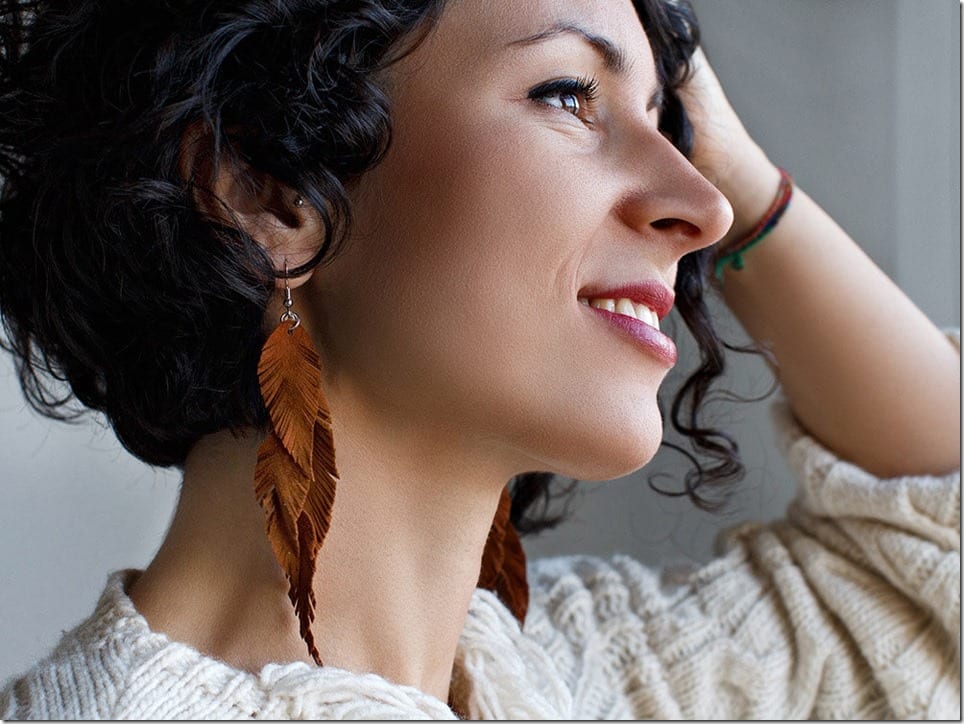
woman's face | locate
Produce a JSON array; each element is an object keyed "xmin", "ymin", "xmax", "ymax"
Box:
[{"xmin": 302, "ymin": 0, "xmax": 732, "ymax": 481}]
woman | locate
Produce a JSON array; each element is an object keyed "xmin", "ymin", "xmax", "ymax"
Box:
[{"xmin": 0, "ymin": 0, "xmax": 959, "ymax": 719}]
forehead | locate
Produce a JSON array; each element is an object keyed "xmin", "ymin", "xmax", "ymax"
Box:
[{"xmin": 422, "ymin": 0, "xmax": 655, "ymax": 80}]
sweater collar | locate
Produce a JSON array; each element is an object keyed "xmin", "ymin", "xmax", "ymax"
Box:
[{"xmin": 89, "ymin": 569, "xmax": 570, "ymax": 719}]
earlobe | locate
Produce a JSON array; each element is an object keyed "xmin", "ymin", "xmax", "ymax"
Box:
[{"xmin": 177, "ymin": 121, "xmax": 321, "ymax": 277}]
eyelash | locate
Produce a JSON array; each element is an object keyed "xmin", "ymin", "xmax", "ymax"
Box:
[{"xmin": 528, "ymin": 75, "xmax": 600, "ymax": 124}]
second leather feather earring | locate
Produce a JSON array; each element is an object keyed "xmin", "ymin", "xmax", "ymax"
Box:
[{"xmin": 479, "ymin": 485, "xmax": 529, "ymax": 625}]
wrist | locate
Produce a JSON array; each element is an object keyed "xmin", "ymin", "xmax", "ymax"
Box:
[
  {"xmin": 714, "ymin": 144, "xmax": 782, "ymax": 250},
  {"xmin": 712, "ymin": 166, "xmax": 793, "ymax": 285}
]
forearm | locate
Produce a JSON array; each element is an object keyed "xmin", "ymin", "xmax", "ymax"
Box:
[{"xmin": 716, "ymin": 150, "xmax": 960, "ymax": 478}]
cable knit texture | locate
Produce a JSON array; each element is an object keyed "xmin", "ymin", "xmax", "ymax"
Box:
[{"xmin": 2, "ymin": 334, "xmax": 960, "ymax": 719}]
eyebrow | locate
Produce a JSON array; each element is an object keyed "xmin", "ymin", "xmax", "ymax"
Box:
[
  {"xmin": 508, "ymin": 21, "xmax": 630, "ymax": 75},
  {"xmin": 506, "ymin": 21, "xmax": 665, "ymax": 113}
]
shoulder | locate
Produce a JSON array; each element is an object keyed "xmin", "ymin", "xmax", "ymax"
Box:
[
  {"xmin": 527, "ymin": 551, "xmax": 673, "ymax": 594},
  {"xmin": 0, "ymin": 568, "xmax": 260, "ymax": 719},
  {"xmin": 525, "ymin": 551, "xmax": 723, "ymax": 628},
  {"xmin": 1, "ymin": 570, "xmax": 143, "ymax": 719},
  {"xmin": 520, "ymin": 553, "xmax": 712, "ymax": 718}
]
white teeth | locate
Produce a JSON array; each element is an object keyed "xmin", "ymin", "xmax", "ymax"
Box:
[
  {"xmin": 614, "ymin": 298, "xmax": 636, "ymax": 318},
  {"xmin": 578, "ymin": 296, "xmax": 660, "ymax": 331},
  {"xmin": 634, "ymin": 303, "xmax": 659, "ymax": 330}
]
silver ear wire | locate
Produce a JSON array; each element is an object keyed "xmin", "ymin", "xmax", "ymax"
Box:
[
  {"xmin": 294, "ymin": 195, "xmax": 305, "ymax": 208},
  {"xmin": 279, "ymin": 257, "xmax": 301, "ymax": 332}
]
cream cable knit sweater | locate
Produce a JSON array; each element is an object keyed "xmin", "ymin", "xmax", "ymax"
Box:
[{"xmin": 2, "ymin": 398, "xmax": 960, "ymax": 719}]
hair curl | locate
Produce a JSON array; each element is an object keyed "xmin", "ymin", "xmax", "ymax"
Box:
[{"xmin": 0, "ymin": 0, "xmax": 746, "ymax": 535}]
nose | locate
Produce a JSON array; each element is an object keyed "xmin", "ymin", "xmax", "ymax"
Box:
[{"xmin": 614, "ymin": 130, "xmax": 734, "ymax": 256}]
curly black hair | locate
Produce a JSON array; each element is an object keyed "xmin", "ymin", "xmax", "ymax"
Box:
[{"xmin": 0, "ymin": 0, "xmax": 745, "ymax": 536}]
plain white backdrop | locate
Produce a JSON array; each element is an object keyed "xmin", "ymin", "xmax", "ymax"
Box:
[{"xmin": 1, "ymin": 0, "xmax": 960, "ymax": 683}]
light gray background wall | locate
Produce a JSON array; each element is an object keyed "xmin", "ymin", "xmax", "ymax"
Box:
[{"xmin": 1, "ymin": 0, "xmax": 959, "ymax": 683}]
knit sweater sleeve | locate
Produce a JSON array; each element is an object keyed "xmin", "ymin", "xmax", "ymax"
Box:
[{"xmin": 523, "ymin": 333, "xmax": 960, "ymax": 720}]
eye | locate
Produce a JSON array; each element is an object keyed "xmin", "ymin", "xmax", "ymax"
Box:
[{"xmin": 528, "ymin": 75, "xmax": 600, "ymax": 124}]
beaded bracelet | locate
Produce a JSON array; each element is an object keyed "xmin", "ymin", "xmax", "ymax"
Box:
[{"xmin": 713, "ymin": 167, "xmax": 794, "ymax": 284}]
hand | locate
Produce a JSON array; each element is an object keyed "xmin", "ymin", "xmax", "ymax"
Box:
[{"xmin": 677, "ymin": 49, "xmax": 782, "ymax": 250}]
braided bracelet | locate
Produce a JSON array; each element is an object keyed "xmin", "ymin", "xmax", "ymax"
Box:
[{"xmin": 714, "ymin": 167, "xmax": 794, "ymax": 284}]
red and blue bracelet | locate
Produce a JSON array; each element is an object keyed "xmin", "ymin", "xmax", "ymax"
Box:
[{"xmin": 714, "ymin": 167, "xmax": 794, "ymax": 284}]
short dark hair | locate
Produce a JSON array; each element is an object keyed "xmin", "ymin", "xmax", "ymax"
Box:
[{"xmin": 0, "ymin": 0, "xmax": 744, "ymax": 534}]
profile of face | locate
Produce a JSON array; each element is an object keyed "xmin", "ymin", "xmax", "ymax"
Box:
[{"xmin": 297, "ymin": 0, "xmax": 733, "ymax": 483}]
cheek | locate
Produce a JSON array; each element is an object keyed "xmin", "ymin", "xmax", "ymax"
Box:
[
  {"xmin": 363, "ymin": 109, "xmax": 599, "ymax": 344},
  {"xmin": 337, "ymin": 109, "xmax": 587, "ymax": 356},
  {"xmin": 316, "ymin": 102, "xmax": 667, "ymax": 478}
]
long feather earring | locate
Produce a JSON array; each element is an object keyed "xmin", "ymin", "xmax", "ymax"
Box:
[
  {"xmin": 254, "ymin": 257, "xmax": 339, "ymax": 665},
  {"xmin": 478, "ymin": 485, "xmax": 529, "ymax": 626}
]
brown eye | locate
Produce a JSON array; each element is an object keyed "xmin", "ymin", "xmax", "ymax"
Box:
[
  {"xmin": 528, "ymin": 76, "xmax": 600, "ymax": 122},
  {"xmin": 546, "ymin": 91, "xmax": 582, "ymax": 115}
]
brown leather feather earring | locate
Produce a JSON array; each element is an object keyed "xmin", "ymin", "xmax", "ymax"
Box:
[
  {"xmin": 478, "ymin": 485, "xmax": 529, "ymax": 626},
  {"xmin": 254, "ymin": 256, "xmax": 339, "ymax": 666},
  {"xmin": 255, "ymin": 245, "xmax": 525, "ymax": 656}
]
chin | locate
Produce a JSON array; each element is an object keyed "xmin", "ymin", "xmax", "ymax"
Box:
[{"xmin": 539, "ymin": 410, "xmax": 665, "ymax": 483}]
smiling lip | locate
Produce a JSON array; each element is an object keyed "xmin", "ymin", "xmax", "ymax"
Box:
[
  {"xmin": 577, "ymin": 281, "xmax": 675, "ymax": 320},
  {"xmin": 582, "ymin": 305, "xmax": 678, "ymax": 366},
  {"xmin": 578, "ymin": 280, "xmax": 677, "ymax": 365}
]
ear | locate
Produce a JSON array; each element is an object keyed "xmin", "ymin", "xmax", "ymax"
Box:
[{"xmin": 178, "ymin": 123, "xmax": 322, "ymax": 287}]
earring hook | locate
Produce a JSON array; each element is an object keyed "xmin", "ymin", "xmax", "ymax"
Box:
[{"xmin": 279, "ymin": 257, "xmax": 301, "ymax": 332}]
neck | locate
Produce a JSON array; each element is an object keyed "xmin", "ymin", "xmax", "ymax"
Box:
[
  {"xmin": 129, "ymin": 403, "xmax": 515, "ymax": 705},
  {"xmin": 309, "ymin": 414, "xmax": 507, "ymax": 700}
]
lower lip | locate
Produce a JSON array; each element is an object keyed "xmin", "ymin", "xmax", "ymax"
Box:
[{"xmin": 582, "ymin": 305, "xmax": 678, "ymax": 366}]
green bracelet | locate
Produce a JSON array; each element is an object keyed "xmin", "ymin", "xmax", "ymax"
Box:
[{"xmin": 714, "ymin": 168, "xmax": 794, "ymax": 284}]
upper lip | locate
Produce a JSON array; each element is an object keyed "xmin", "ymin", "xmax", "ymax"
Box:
[{"xmin": 578, "ymin": 281, "xmax": 675, "ymax": 320}]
